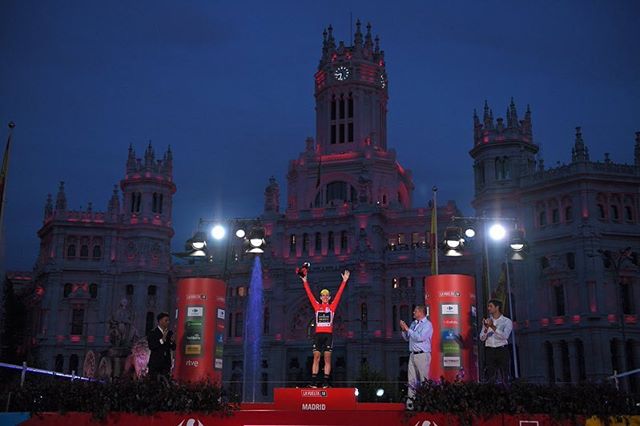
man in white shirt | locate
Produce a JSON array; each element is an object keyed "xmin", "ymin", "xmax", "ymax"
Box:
[{"xmin": 479, "ymin": 299, "xmax": 513, "ymax": 383}]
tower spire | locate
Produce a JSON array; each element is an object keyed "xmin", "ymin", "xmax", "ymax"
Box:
[
  {"xmin": 507, "ymin": 97, "xmax": 518, "ymax": 128},
  {"xmin": 571, "ymin": 126, "xmax": 589, "ymax": 162},
  {"xmin": 55, "ymin": 181, "xmax": 67, "ymax": 212},
  {"xmin": 483, "ymin": 100, "xmax": 493, "ymax": 129},
  {"xmin": 354, "ymin": 19, "xmax": 363, "ymax": 49}
]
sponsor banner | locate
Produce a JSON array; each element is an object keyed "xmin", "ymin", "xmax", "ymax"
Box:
[
  {"xmin": 441, "ymin": 304, "xmax": 459, "ymax": 315},
  {"xmin": 443, "ymin": 356, "xmax": 461, "ymax": 367},
  {"xmin": 187, "ymin": 307, "xmax": 204, "ymax": 317}
]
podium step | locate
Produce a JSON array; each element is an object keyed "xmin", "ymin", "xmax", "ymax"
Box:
[{"xmin": 273, "ymin": 387, "xmax": 357, "ymax": 411}]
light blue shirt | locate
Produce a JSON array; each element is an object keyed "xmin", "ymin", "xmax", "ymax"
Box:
[{"xmin": 402, "ymin": 317, "xmax": 433, "ymax": 353}]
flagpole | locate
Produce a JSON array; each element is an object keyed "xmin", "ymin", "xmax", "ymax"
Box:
[
  {"xmin": 0, "ymin": 122, "xmax": 15, "ymax": 243},
  {"xmin": 432, "ymin": 186, "xmax": 438, "ymax": 275}
]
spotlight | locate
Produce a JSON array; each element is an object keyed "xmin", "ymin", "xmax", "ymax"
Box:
[
  {"xmin": 464, "ymin": 227, "xmax": 476, "ymax": 238},
  {"xmin": 190, "ymin": 231, "xmax": 207, "ymax": 250},
  {"xmin": 246, "ymin": 227, "xmax": 266, "ymax": 254},
  {"xmin": 443, "ymin": 227, "xmax": 463, "ymax": 249},
  {"xmin": 375, "ymin": 388, "xmax": 385, "ymax": 397},
  {"xmin": 488, "ymin": 223, "xmax": 506, "ymax": 241},
  {"xmin": 211, "ymin": 224, "xmax": 226, "ymax": 240},
  {"xmin": 235, "ymin": 228, "xmax": 246, "ymax": 238},
  {"xmin": 509, "ymin": 229, "xmax": 526, "ymax": 252},
  {"xmin": 354, "ymin": 388, "xmax": 359, "ymax": 397}
]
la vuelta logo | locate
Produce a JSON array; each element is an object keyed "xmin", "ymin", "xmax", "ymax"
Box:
[{"xmin": 177, "ymin": 419, "xmax": 204, "ymax": 426}]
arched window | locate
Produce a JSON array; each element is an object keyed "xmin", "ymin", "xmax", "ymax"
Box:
[
  {"xmin": 70, "ymin": 308, "xmax": 84, "ymax": 335},
  {"xmin": 560, "ymin": 340, "xmax": 571, "ymax": 383},
  {"xmin": 131, "ymin": 192, "xmax": 141, "ymax": 213},
  {"xmin": 328, "ymin": 231, "xmax": 334, "ymax": 250},
  {"xmin": 289, "ymin": 234, "xmax": 296, "ymax": 253},
  {"xmin": 539, "ymin": 210, "xmax": 547, "ymax": 227},
  {"xmin": 263, "ymin": 308, "xmax": 270, "ymax": 335},
  {"xmin": 399, "ymin": 305, "xmax": 409, "ymax": 323},
  {"xmin": 621, "ymin": 282, "xmax": 634, "ymax": 315},
  {"xmin": 146, "ymin": 312, "xmax": 155, "ymax": 333},
  {"xmin": 302, "ymin": 233, "xmax": 309, "ymax": 254},
  {"xmin": 55, "ymin": 354, "xmax": 64, "ymax": 373},
  {"xmin": 126, "ymin": 284, "xmax": 134, "ymax": 295},
  {"xmin": 392, "ymin": 306, "xmax": 398, "ymax": 331},
  {"xmin": 553, "ymin": 283, "xmax": 565, "ymax": 316},
  {"xmin": 340, "ymin": 231, "xmax": 348, "ymax": 251},
  {"xmin": 611, "ymin": 338, "xmax": 620, "ymax": 377},
  {"xmin": 564, "ymin": 205, "xmax": 573, "ymax": 222},
  {"xmin": 89, "ymin": 283, "xmax": 98, "ymax": 298},
  {"xmin": 575, "ymin": 339, "xmax": 586, "ymax": 381},
  {"xmin": 624, "ymin": 197, "xmax": 635, "ymax": 222},
  {"xmin": 227, "ymin": 313, "xmax": 233, "ymax": 338},
  {"xmin": 63, "ymin": 283, "xmax": 72, "ymax": 298},
  {"xmin": 92, "ymin": 245, "xmax": 101, "ymax": 259},
  {"xmin": 69, "ymin": 354, "xmax": 79, "ymax": 374},
  {"xmin": 360, "ymin": 303, "xmax": 368, "ymax": 330},
  {"xmin": 326, "ymin": 181, "xmax": 348, "ymax": 204},
  {"xmin": 67, "ymin": 244, "xmax": 76, "ymax": 258},
  {"xmin": 235, "ymin": 312, "xmax": 243, "ymax": 337},
  {"xmin": 147, "ymin": 285, "xmax": 157, "ymax": 296},
  {"xmin": 596, "ymin": 194, "xmax": 607, "ymax": 219},
  {"xmin": 611, "ymin": 205, "xmax": 620, "ymax": 221},
  {"xmin": 315, "ymin": 232, "xmax": 322, "ymax": 251},
  {"xmin": 80, "ymin": 245, "xmax": 89, "ymax": 258},
  {"xmin": 545, "ymin": 342, "xmax": 555, "ymax": 383},
  {"xmin": 495, "ymin": 157, "xmax": 510, "ymax": 180}
]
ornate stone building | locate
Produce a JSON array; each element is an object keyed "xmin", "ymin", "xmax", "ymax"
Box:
[
  {"xmin": 177, "ymin": 22, "xmax": 471, "ymax": 401},
  {"xmin": 471, "ymin": 101, "xmax": 640, "ymax": 389},
  {"xmin": 29, "ymin": 144, "xmax": 176, "ymax": 375},
  {"xmin": 17, "ymin": 21, "xmax": 639, "ymax": 397}
]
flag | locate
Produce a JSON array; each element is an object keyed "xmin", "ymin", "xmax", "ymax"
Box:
[
  {"xmin": 0, "ymin": 123, "xmax": 14, "ymax": 231},
  {"xmin": 492, "ymin": 263, "xmax": 507, "ymax": 314},
  {"xmin": 315, "ymin": 155, "xmax": 322, "ymax": 189},
  {"xmin": 481, "ymin": 250, "xmax": 490, "ymax": 317},
  {"xmin": 430, "ymin": 186, "xmax": 438, "ymax": 275}
]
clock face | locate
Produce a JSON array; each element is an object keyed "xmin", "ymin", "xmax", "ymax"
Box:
[
  {"xmin": 333, "ymin": 66, "xmax": 350, "ymax": 81},
  {"xmin": 380, "ymin": 73, "xmax": 387, "ymax": 88}
]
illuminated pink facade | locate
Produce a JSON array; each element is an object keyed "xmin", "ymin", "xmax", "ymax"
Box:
[
  {"xmin": 31, "ymin": 144, "xmax": 176, "ymax": 375},
  {"xmin": 184, "ymin": 22, "xmax": 472, "ymax": 401}
]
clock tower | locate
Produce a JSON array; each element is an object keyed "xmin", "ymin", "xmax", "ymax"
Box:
[{"xmin": 314, "ymin": 21, "xmax": 388, "ymax": 153}]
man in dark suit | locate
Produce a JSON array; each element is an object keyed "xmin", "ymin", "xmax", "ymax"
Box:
[{"xmin": 147, "ymin": 312, "xmax": 175, "ymax": 380}]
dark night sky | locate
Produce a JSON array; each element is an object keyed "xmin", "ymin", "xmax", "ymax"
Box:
[{"xmin": 0, "ymin": 1, "xmax": 638, "ymax": 270}]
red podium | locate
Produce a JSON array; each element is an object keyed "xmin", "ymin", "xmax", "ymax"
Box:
[{"xmin": 273, "ymin": 388, "xmax": 357, "ymax": 411}]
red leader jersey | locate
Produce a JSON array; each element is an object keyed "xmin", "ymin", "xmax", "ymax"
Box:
[{"xmin": 303, "ymin": 279, "xmax": 347, "ymax": 334}]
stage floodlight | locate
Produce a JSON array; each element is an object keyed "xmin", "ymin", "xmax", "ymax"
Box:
[
  {"xmin": 443, "ymin": 227, "xmax": 463, "ymax": 249},
  {"xmin": 190, "ymin": 231, "xmax": 207, "ymax": 250},
  {"xmin": 211, "ymin": 224, "xmax": 226, "ymax": 240},
  {"xmin": 488, "ymin": 223, "xmax": 506, "ymax": 241}
]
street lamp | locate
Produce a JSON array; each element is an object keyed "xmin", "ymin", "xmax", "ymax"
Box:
[{"xmin": 444, "ymin": 216, "xmax": 527, "ymax": 380}]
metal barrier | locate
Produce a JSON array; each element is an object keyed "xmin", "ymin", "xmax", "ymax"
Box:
[
  {"xmin": 0, "ymin": 361, "xmax": 98, "ymax": 387},
  {"xmin": 607, "ymin": 368, "xmax": 640, "ymax": 390}
]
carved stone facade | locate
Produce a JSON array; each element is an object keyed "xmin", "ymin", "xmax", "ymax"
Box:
[
  {"xmin": 175, "ymin": 23, "xmax": 473, "ymax": 401},
  {"xmin": 30, "ymin": 144, "xmax": 176, "ymax": 375},
  {"xmin": 471, "ymin": 103, "xmax": 640, "ymax": 388}
]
